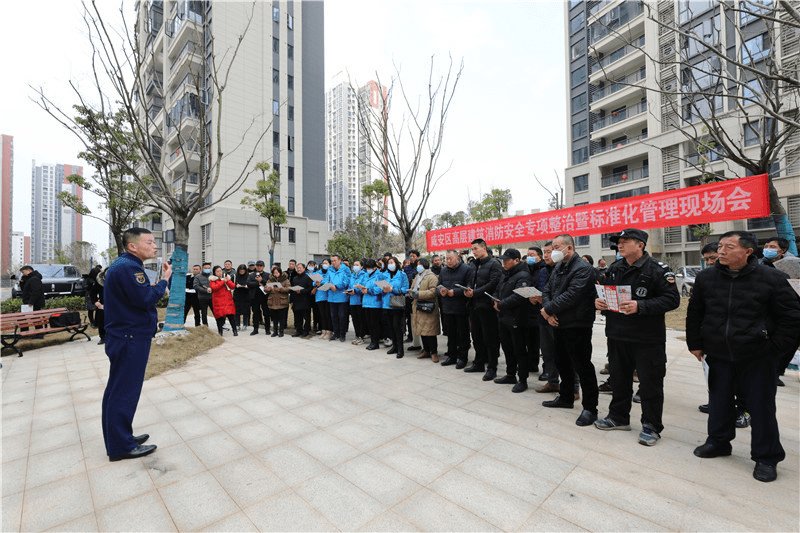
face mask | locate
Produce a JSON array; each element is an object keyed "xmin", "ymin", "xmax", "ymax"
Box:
[
  {"xmin": 416, "ymin": 265, "xmax": 424, "ymax": 273},
  {"xmin": 763, "ymin": 248, "xmax": 778, "ymax": 260},
  {"xmin": 616, "ymin": 252, "xmax": 623, "ymax": 261},
  {"xmin": 353, "ymin": 265, "xmax": 361, "ymax": 273},
  {"xmin": 322, "ymin": 264, "xmax": 329, "ymax": 271},
  {"xmin": 307, "ymin": 266, "xmax": 314, "ymax": 272},
  {"xmin": 203, "ymin": 269, "xmax": 211, "ymax": 274},
  {"xmin": 550, "ymin": 250, "xmax": 564, "ymax": 263},
  {"xmin": 526, "ymin": 256, "xmax": 537, "ymax": 264},
  {"xmin": 388, "ymin": 263, "xmax": 396, "ymax": 272}
]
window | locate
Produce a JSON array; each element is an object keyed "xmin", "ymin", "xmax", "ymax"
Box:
[
  {"xmin": 273, "ymin": 6, "xmax": 279, "ymax": 22},
  {"xmin": 288, "ymin": 14, "xmax": 294, "ymax": 29},
  {"xmin": 275, "ymin": 228, "xmax": 281, "ymax": 243},
  {"xmin": 571, "ymin": 92, "xmax": 587, "ymax": 113},
  {"xmin": 683, "ymin": 93, "xmax": 723, "ymax": 122},
  {"xmin": 573, "ymin": 174, "xmax": 589, "ymax": 192},
  {"xmin": 273, "ymin": 131, "xmax": 280, "ymax": 148},
  {"xmin": 288, "ymin": 105, "xmax": 294, "ymax": 121},
  {"xmin": 683, "ymin": 16, "xmax": 719, "ymax": 58},
  {"xmin": 273, "ymin": 100, "xmax": 279, "ymax": 116},
  {"xmin": 678, "ymin": 0, "xmax": 714, "ymax": 24},
  {"xmin": 287, "ymin": 44, "xmax": 294, "ymax": 60},
  {"xmin": 287, "ymin": 75, "xmax": 294, "ymax": 90},
  {"xmin": 288, "ymin": 166, "xmax": 294, "ymax": 181},
  {"xmin": 572, "ymin": 120, "xmax": 588, "ymax": 140},
  {"xmin": 571, "ymin": 40, "xmax": 585, "ymax": 61},
  {"xmin": 164, "ymin": 229, "xmax": 175, "ymax": 243},
  {"xmin": 681, "ymin": 57, "xmax": 720, "ymax": 91},
  {"xmin": 570, "ymin": 11, "xmax": 585, "ymax": 35},
  {"xmin": 288, "ymin": 197, "xmax": 295, "ymax": 214},
  {"xmin": 272, "ymin": 37, "xmax": 279, "ymax": 53},
  {"xmin": 744, "ymin": 118, "xmax": 773, "ymax": 146},
  {"xmin": 740, "ymin": 0, "xmax": 773, "ymax": 25},
  {"xmin": 288, "ymin": 227, "xmax": 296, "ymax": 243},
  {"xmin": 572, "ymin": 146, "xmax": 588, "ymax": 165},
  {"xmin": 273, "ymin": 68, "xmax": 279, "ymax": 84},
  {"xmin": 576, "ymin": 235, "xmax": 590, "ymax": 246},
  {"xmin": 742, "ymin": 33, "xmax": 770, "ymax": 63},
  {"xmin": 571, "ymin": 67, "xmax": 587, "ymax": 87},
  {"xmin": 288, "ymin": 135, "xmax": 294, "ymax": 151}
]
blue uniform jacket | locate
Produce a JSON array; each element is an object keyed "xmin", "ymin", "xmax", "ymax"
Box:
[
  {"xmin": 382, "ymin": 270, "xmax": 409, "ymax": 309},
  {"xmin": 326, "ymin": 264, "xmax": 352, "ymax": 303},
  {"xmin": 104, "ymin": 253, "xmax": 168, "ymax": 336},
  {"xmin": 349, "ymin": 269, "xmax": 367, "ymax": 305},
  {"xmin": 362, "ymin": 269, "xmax": 386, "ymax": 309},
  {"xmin": 314, "ymin": 269, "xmax": 329, "ymax": 302}
]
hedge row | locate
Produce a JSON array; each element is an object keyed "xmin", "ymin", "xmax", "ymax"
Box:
[{"xmin": 1, "ymin": 296, "xmax": 88, "ymax": 314}]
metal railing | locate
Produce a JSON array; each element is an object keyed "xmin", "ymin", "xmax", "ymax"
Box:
[
  {"xmin": 589, "ymin": 0, "xmax": 616, "ymax": 16},
  {"xmin": 170, "ymin": 41, "xmax": 198, "ymax": 73},
  {"xmin": 590, "ymin": 1, "xmax": 644, "ymax": 44},
  {"xmin": 590, "ymin": 34, "xmax": 645, "ymax": 74},
  {"xmin": 591, "ymin": 67, "xmax": 646, "ymax": 101},
  {"xmin": 591, "ymin": 100, "xmax": 647, "ymax": 131},
  {"xmin": 593, "ymin": 132, "xmax": 648, "ymax": 154},
  {"xmin": 600, "ymin": 165, "xmax": 649, "ymax": 187}
]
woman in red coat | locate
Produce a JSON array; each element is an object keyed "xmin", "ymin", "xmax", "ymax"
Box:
[{"xmin": 209, "ymin": 265, "xmax": 238, "ymax": 336}]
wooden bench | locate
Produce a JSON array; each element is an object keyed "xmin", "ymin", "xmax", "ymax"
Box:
[{"xmin": 1, "ymin": 308, "xmax": 91, "ymax": 357}]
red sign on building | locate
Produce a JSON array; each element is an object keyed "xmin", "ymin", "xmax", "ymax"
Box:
[{"xmin": 426, "ymin": 174, "xmax": 770, "ymax": 251}]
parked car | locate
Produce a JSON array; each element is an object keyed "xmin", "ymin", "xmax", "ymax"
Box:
[
  {"xmin": 675, "ymin": 265, "xmax": 702, "ymax": 296},
  {"xmin": 11, "ymin": 264, "xmax": 88, "ymax": 299}
]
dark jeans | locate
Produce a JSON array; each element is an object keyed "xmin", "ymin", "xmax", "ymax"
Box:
[
  {"xmin": 385, "ymin": 309, "xmax": 405, "ymax": 354},
  {"xmin": 607, "ymin": 339, "xmax": 666, "ymax": 433},
  {"xmin": 365, "ymin": 307, "xmax": 383, "ymax": 345},
  {"xmin": 215, "ymin": 315, "xmax": 236, "ymax": 335},
  {"xmin": 312, "ymin": 302, "xmax": 321, "ymax": 331},
  {"xmin": 499, "ymin": 323, "xmax": 530, "ymax": 379},
  {"xmin": 184, "ymin": 293, "xmax": 201, "ymax": 326},
  {"xmin": 329, "ymin": 302, "xmax": 349, "ymax": 339},
  {"xmin": 442, "ymin": 313, "xmax": 470, "ymax": 361},
  {"xmin": 96, "ymin": 309, "xmax": 105, "ymax": 340},
  {"xmin": 553, "ymin": 327, "xmax": 598, "ymax": 413},
  {"xmin": 539, "ymin": 322, "xmax": 559, "ymax": 386},
  {"xmin": 350, "ymin": 305, "xmax": 366, "ymax": 338},
  {"xmin": 421, "ymin": 335, "xmax": 438, "ymax": 355},
  {"xmin": 470, "ymin": 307, "xmax": 499, "ymax": 369},
  {"xmin": 234, "ymin": 297, "xmax": 250, "ymax": 327},
  {"xmin": 707, "ymin": 355, "xmax": 785, "ymax": 465},
  {"xmin": 293, "ymin": 308, "xmax": 311, "ymax": 335}
]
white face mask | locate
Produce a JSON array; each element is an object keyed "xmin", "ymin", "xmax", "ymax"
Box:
[
  {"xmin": 416, "ymin": 265, "xmax": 424, "ymax": 273},
  {"xmin": 387, "ymin": 263, "xmax": 396, "ymax": 272},
  {"xmin": 550, "ymin": 250, "xmax": 565, "ymax": 263},
  {"xmin": 353, "ymin": 265, "xmax": 361, "ymax": 273}
]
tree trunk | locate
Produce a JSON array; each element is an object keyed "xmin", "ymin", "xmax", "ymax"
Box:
[
  {"xmin": 162, "ymin": 221, "xmax": 190, "ymax": 332},
  {"xmin": 768, "ymin": 178, "xmax": 798, "ymax": 256},
  {"xmin": 114, "ymin": 232, "xmax": 125, "ymax": 258}
]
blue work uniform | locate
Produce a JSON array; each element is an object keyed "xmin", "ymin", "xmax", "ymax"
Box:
[{"xmin": 101, "ymin": 253, "xmax": 168, "ymax": 458}]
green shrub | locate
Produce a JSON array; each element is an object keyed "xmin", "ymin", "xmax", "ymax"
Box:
[
  {"xmin": 45, "ymin": 296, "xmax": 87, "ymax": 311},
  {"xmin": 157, "ymin": 293, "xmax": 170, "ymax": 308},
  {"xmin": 1, "ymin": 298, "xmax": 22, "ymax": 314}
]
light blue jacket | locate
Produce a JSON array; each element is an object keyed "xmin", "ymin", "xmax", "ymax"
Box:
[
  {"xmin": 326, "ymin": 264, "xmax": 351, "ymax": 304},
  {"xmin": 349, "ymin": 268, "xmax": 367, "ymax": 305},
  {"xmin": 314, "ymin": 268, "xmax": 329, "ymax": 302},
  {"xmin": 362, "ymin": 269, "xmax": 386, "ymax": 309},
  {"xmin": 382, "ymin": 269, "xmax": 409, "ymax": 309}
]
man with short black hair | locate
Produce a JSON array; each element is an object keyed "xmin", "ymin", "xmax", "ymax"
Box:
[
  {"xmin": 687, "ymin": 231, "xmax": 800, "ymax": 482},
  {"xmin": 701, "ymin": 242, "xmax": 719, "ymax": 268},
  {"xmin": 248, "ymin": 260, "xmax": 269, "ymax": 334},
  {"xmin": 184, "ymin": 264, "xmax": 202, "ymax": 326},
  {"xmin": 463, "ymin": 239, "xmax": 503, "ymax": 380},
  {"xmin": 194, "ymin": 262, "xmax": 214, "ymax": 326},
  {"xmin": 439, "ymin": 249, "xmax": 472, "ymax": 368}
]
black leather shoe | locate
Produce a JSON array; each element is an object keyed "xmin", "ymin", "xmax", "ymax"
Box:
[
  {"xmin": 776, "ymin": 377, "xmax": 785, "ymax": 387},
  {"xmin": 292, "ymin": 331, "xmax": 302, "ymax": 337},
  {"xmin": 494, "ymin": 375, "xmax": 517, "ymax": 385},
  {"xmin": 110, "ymin": 444, "xmax": 157, "ymax": 462},
  {"xmin": 97, "ymin": 339, "xmax": 105, "ymax": 345},
  {"xmin": 464, "ymin": 364, "xmax": 485, "ymax": 373},
  {"xmin": 133, "ymin": 434, "xmax": 150, "ymax": 445},
  {"xmin": 575, "ymin": 410, "xmax": 598, "ymax": 426},
  {"xmin": 250, "ymin": 330, "xmax": 259, "ymax": 336},
  {"xmin": 512, "ymin": 381, "xmax": 528, "ymax": 393},
  {"xmin": 366, "ymin": 343, "xmax": 379, "ymax": 350},
  {"xmin": 753, "ymin": 462, "xmax": 777, "ymax": 482},
  {"xmin": 455, "ymin": 359, "xmax": 467, "ymax": 370},
  {"xmin": 396, "ymin": 352, "xmax": 404, "ymax": 359},
  {"xmin": 408, "ymin": 345, "xmax": 422, "ymax": 351},
  {"xmin": 441, "ymin": 357, "xmax": 457, "ymax": 366},
  {"xmin": 538, "ymin": 372, "xmax": 550, "ymax": 382},
  {"xmin": 329, "ymin": 335, "xmax": 339, "ymax": 342},
  {"xmin": 698, "ymin": 404, "xmax": 709, "ymax": 414},
  {"xmin": 482, "ymin": 368, "xmax": 497, "ymax": 381},
  {"xmin": 405, "ymin": 336, "xmax": 414, "ymax": 343},
  {"xmin": 542, "ymin": 396, "xmax": 574, "ymax": 408},
  {"xmin": 693, "ymin": 442, "xmax": 732, "ymax": 458},
  {"xmin": 387, "ymin": 346, "xmax": 398, "ymax": 355}
]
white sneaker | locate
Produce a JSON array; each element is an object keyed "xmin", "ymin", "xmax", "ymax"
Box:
[{"xmin": 382, "ymin": 338, "xmax": 392, "ymax": 347}]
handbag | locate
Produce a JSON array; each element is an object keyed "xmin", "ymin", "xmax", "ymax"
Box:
[
  {"xmin": 416, "ymin": 301, "xmax": 435, "ymax": 313},
  {"xmin": 50, "ymin": 312, "xmax": 81, "ymax": 328},
  {"xmin": 389, "ymin": 294, "xmax": 406, "ymax": 309}
]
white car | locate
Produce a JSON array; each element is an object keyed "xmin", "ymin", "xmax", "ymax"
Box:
[{"xmin": 675, "ymin": 266, "xmax": 702, "ymax": 296}]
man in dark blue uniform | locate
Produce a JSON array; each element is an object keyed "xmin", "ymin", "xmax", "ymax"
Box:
[{"xmin": 102, "ymin": 227, "xmax": 171, "ymax": 461}]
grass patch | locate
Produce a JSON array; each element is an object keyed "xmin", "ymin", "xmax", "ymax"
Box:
[
  {"xmin": 665, "ymin": 296, "xmax": 690, "ymax": 331},
  {"xmin": 146, "ymin": 326, "xmax": 224, "ymax": 380}
]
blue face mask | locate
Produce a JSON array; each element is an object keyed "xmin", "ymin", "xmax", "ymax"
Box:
[
  {"xmin": 353, "ymin": 265, "xmax": 361, "ymax": 273},
  {"xmin": 203, "ymin": 269, "xmax": 211, "ymax": 274},
  {"xmin": 416, "ymin": 265, "xmax": 424, "ymax": 273},
  {"xmin": 322, "ymin": 264, "xmax": 329, "ymax": 271},
  {"xmin": 763, "ymin": 248, "xmax": 778, "ymax": 260},
  {"xmin": 526, "ymin": 256, "xmax": 537, "ymax": 264},
  {"xmin": 388, "ymin": 263, "xmax": 396, "ymax": 272},
  {"xmin": 307, "ymin": 266, "xmax": 314, "ymax": 272},
  {"xmin": 615, "ymin": 253, "xmax": 623, "ymax": 261}
]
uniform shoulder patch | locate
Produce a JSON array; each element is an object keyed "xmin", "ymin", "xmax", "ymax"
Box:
[
  {"xmin": 664, "ymin": 272, "xmax": 675, "ymax": 283},
  {"xmin": 135, "ymin": 272, "xmax": 146, "ymax": 284}
]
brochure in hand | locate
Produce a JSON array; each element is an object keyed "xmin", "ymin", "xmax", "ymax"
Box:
[
  {"xmin": 513, "ymin": 286, "xmax": 542, "ymax": 298},
  {"xmin": 375, "ymin": 280, "xmax": 393, "ymax": 290},
  {"xmin": 595, "ymin": 285, "xmax": 632, "ymax": 313},
  {"xmin": 309, "ymin": 273, "xmax": 324, "ymax": 283},
  {"xmin": 318, "ymin": 283, "xmax": 335, "ymax": 291}
]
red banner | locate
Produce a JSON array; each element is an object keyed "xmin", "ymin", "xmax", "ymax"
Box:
[{"xmin": 426, "ymin": 174, "xmax": 770, "ymax": 251}]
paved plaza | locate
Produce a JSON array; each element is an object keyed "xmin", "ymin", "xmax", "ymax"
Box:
[{"xmin": 2, "ymin": 320, "xmax": 798, "ymax": 532}]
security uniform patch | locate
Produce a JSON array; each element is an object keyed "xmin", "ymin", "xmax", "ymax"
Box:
[
  {"xmin": 135, "ymin": 272, "xmax": 146, "ymax": 284},
  {"xmin": 665, "ymin": 272, "xmax": 675, "ymax": 283}
]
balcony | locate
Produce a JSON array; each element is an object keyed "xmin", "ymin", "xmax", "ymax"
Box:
[
  {"xmin": 591, "ymin": 99, "xmax": 647, "ymax": 133},
  {"xmin": 685, "ymin": 150, "xmax": 724, "ymax": 168},
  {"xmin": 600, "ymin": 164, "xmax": 649, "ymax": 187},
  {"xmin": 589, "ymin": 0, "xmax": 616, "ymax": 18},
  {"xmin": 589, "ymin": 1, "xmax": 645, "ymax": 51},
  {"xmin": 169, "ymin": 40, "xmax": 201, "ymax": 78},
  {"xmin": 593, "ymin": 132, "xmax": 648, "ymax": 155},
  {"xmin": 590, "ymin": 67, "xmax": 646, "ymax": 109},
  {"xmin": 146, "ymin": 71, "xmax": 163, "ymax": 96},
  {"xmin": 167, "ymin": 6, "xmax": 203, "ymax": 58},
  {"xmin": 589, "ymin": 34, "xmax": 645, "ymax": 83}
]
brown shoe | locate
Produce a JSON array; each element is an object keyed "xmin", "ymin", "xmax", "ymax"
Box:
[
  {"xmin": 536, "ymin": 382, "xmax": 560, "ymax": 393},
  {"xmin": 431, "ymin": 353, "xmax": 439, "ymax": 363},
  {"xmin": 574, "ymin": 392, "xmax": 580, "ymax": 400},
  {"xmin": 417, "ymin": 351, "xmax": 431, "ymax": 359}
]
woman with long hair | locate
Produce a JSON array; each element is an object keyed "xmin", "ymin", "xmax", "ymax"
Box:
[
  {"xmin": 360, "ymin": 258, "xmax": 385, "ymax": 350},
  {"xmin": 348, "ymin": 259, "xmax": 368, "ymax": 344},
  {"xmin": 312, "ymin": 258, "xmax": 334, "ymax": 339},
  {"xmin": 233, "ymin": 264, "xmax": 251, "ymax": 329},
  {"xmin": 266, "ymin": 265, "xmax": 291, "ymax": 337},
  {"xmin": 382, "ymin": 256, "xmax": 409, "ymax": 358},
  {"xmin": 209, "ymin": 265, "xmax": 237, "ymax": 336}
]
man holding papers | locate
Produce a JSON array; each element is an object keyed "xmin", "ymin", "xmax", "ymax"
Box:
[{"xmin": 594, "ymin": 228, "xmax": 679, "ymax": 447}]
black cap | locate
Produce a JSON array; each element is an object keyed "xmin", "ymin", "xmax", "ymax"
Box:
[
  {"xmin": 498, "ymin": 248, "xmax": 521, "ymax": 260},
  {"xmin": 610, "ymin": 228, "xmax": 648, "ymax": 245},
  {"xmin": 248, "ymin": 260, "xmax": 256, "ymax": 266},
  {"xmin": 256, "ymin": 260, "xmax": 265, "ymax": 266}
]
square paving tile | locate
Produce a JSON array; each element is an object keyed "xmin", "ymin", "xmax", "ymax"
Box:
[
  {"xmin": 243, "ymin": 489, "xmax": 335, "ymax": 532},
  {"xmin": 19, "ymin": 473, "xmax": 94, "ymax": 531},
  {"xmin": 294, "ymin": 470, "xmax": 385, "ymax": 531},
  {"xmin": 210, "ymin": 455, "xmax": 287, "ymax": 508},
  {"xmin": 96, "ymin": 490, "xmax": 177, "ymax": 532},
  {"xmin": 158, "ymin": 471, "xmax": 239, "ymax": 531}
]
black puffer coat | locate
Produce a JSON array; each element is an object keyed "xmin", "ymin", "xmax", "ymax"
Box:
[
  {"xmin": 542, "ymin": 254, "xmax": 596, "ymax": 329},
  {"xmin": 439, "ymin": 260, "xmax": 471, "ymax": 315},
  {"xmin": 494, "ymin": 262, "xmax": 532, "ymax": 327},
  {"xmin": 686, "ymin": 255, "xmax": 800, "ymax": 362},
  {"xmin": 21, "ymin": 271, "xmax": 46, "ymax": 309},
  {"xmin": 468, "ymin": 255, "xmax": 503, "ymax": 311},
  {"xmin": 289, "ymin": 272, "xmax": 314, "ymax": 311}
]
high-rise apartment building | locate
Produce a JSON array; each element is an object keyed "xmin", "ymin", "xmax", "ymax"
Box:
[
  {"xmin": 30, "ymin": 161, "xmax": 83, "ymax": 263},
  {"xmin": 1, "ymin": 135, "xmax": 13, "ymax": 274},
  {"xmin": 564, "ymin": 0, "xmax": 799, "ymax": 266},
  {"xmin": 135, "ymin": 0, "xmax": 327, "ymax": 266},
  {"xmin": 10, "ymin": 231, "xmax": 26, "ymax": 270}
]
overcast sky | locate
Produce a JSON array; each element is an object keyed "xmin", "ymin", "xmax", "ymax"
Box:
[{"xmin": 0, "ymin": 0, "xmax": 567, "ymax": 257}]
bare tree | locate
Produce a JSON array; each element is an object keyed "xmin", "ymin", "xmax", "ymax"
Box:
[
  {"xmin": 589, "ymin": 0, "xmax": 799, "ymax": 253},
  {"xmin": 354, "ymin": 55, "xmax": 464, "ymax": 251},
  {"xmin": 32, "ymin": 1, "xmax": 275, "ymax": 330}
]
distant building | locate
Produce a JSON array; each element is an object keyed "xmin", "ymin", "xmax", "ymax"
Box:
[
  {"xmin": 30, "ymin": 161, "xmax": 83, "ymax": 262},
  {"xmin": 1, "ymin": 135, "xmax": 12, "ymax": 274},
  {"xmin": 10, "ymin": 231, "xmax": 25, "ymax": 271}
]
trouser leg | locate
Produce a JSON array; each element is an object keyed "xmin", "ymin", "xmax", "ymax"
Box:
[
  {"xmin": 567, "ymin": 328, "xmax": 597, "ymax": 413},
  {"xmin": 250, "ymin": 301, "xmax": 262, "ymax": 330},
  {"xmin": 526, "ymin": 323, "xmax": 540, "ymax": 371},
  {"xmin": 607, "ymin": 338, "xmax": 636, "ymax": 425},
  {"xmin": 539, "ymin": 322, "xmax": 559, "ymax": 385},
  {"xmin": 635, "ymin": 343, "xmax": 666, "ymax": 433},
  {"xmin": 553, "ymin": 329, "xmax": 576, "ymax": 404},
  {"xmin": 741, "ymin": 356, "xmax": 785, "ymax": 465},
  {"xmin": 706, "ymin": 358, "xmax": 737, "ymax": 447},
  {"xmin": 391, "ymin": 310, "xmax": 404, "ymax": 354}
]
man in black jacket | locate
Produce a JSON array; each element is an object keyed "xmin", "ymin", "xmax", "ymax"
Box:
[
  {"xmin": 593, "ymin": 229, "xmax": 680, "ymax": 446},
  {"xmin": 247, "ymin": 260, "xmax": 269, "ymax": 335},
  {"xmin": 687, "ymin": 231, "xmax": 800, "ymax": 482},
  {"xmin": 20, "ymin": 266, "xmax": 46, "ymax": 337},
  {"xmin": 193, "ymin": 262, "xmax": 213, "ymax": 326},
  {"xmin": 463, "ymin": 239, "xmax": 503, "ymax": 381},
  {"xmin": 438, "ymin": 250, "xmax": 472, "ymax": 368},
  {"xmin": 541, "ymin": 234, "xmax": 599, "ymax": 427},
  {"xmin": 492, "ymin": 249, "xmax": 533, "ymax": 392},
  {"xmin": 184, "ymin": 264, "xmax": 202, "ymax": 326}
]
